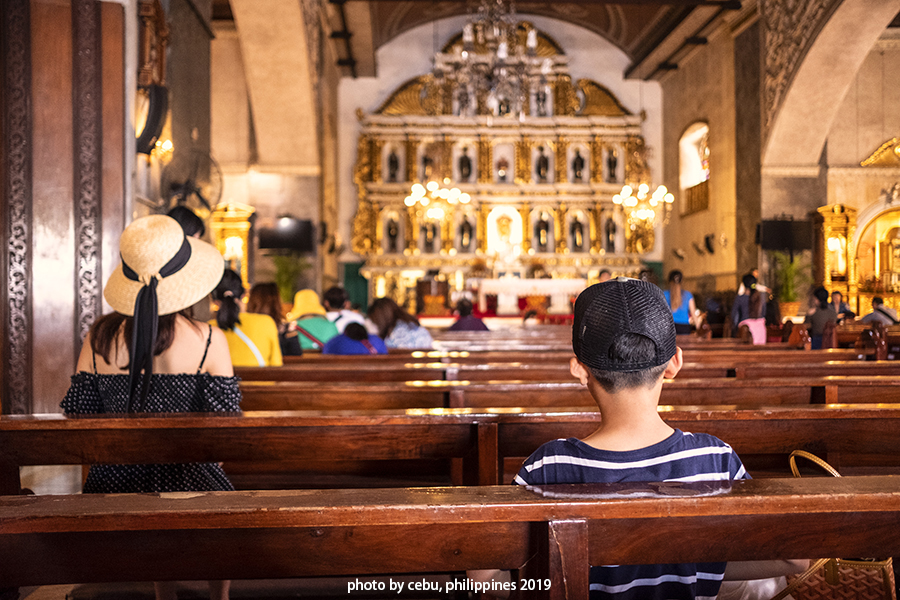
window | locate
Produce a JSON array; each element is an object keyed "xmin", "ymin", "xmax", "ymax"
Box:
[{"xmin": 679, "ymin": 123, "xmax": 710, "ymax": 216}]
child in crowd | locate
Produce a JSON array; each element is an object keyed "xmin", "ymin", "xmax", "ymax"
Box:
[
  {"xmin": 322, "ymin": 322, "xmax": 387, "ymax": 355},
  {"xmin": 473, "ymin": 278, "xmax": 804, "ymax": 599}
]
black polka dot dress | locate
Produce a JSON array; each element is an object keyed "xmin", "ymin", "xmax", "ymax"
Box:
[{"xmin": 60, "ymin": 340, "xmax": 242, "ymax": 494}]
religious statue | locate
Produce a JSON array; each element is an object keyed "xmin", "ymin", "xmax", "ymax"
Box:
[
  {"xmin": 606, "ymin": 147, "xmax": 618, "ymax": 183},
  {"xmin": 456, "ymin": 85, "xmax": 470, "ymax": 117},
  {"xmin": 604, "ymin": 217, "xmax": 617, "ymax": 253},
  {"xmin": 458, "ymin": 147, "xmax": 473, "ymax": 182},
  {"xmin": 536, "ymin": 147, "xmax": 550, "ymax": 183},
  {"xmin": 535, "ymin": 88, "xmax": 548, "ymax": 117},
  {"xmin": 571, "ymin": 149, "xmax": 585, "ymax": 182},
  {"xmin": 386, "ymin": 217, "xmax": 400, "ymax": 253},
  {"xmin": 387, "ymin": 149, "xmax": 400, "ymax": 183},
  {"xmin": 422, "ymin": 153, "xmax": 434, "ymax": 180},
  {"xmin": 459, "ymin": 216, "xmax": 473, "ymax": 253},
  {"xmin": 496, "ymin": 156, "xmax": 510, "ymax": 183},
  {"xmin": 535, "ymin": 212, "xmax": 551, "ymax": 252},
  {"xmin": 570, "ymin": 214, "xmax": 585, "ymax": 251},
  {"xmin": 422, "ymin": 222, "xmax": 438, "ymax": 253},
  {"xmin": 498, "ymin": 96, "xmax": 511, "ymax": 117}
]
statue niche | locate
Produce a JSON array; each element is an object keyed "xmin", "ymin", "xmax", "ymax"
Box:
[
  {"xmin": 570, "ymin": 213, "xmax": 585, "ymax": 252},
  {"xmin": 387, "ymin": 149, "xmax": 400, "ymax": 183},
  {"xmin": 535, "ymin": 147, "xmax": 550, "ymax": 183},
  {"xmin": 535, "ymin": 211, "xmax": 552, "ymax": 252},
  {"xmin": 571, "ymin": 149, "xmax": 585, "ymax": 183},
  {"xmin": 458, "ymin": 216, "xmax": 474, "ymax": 253},
  {"xmin": 458, "ymin": 147, "xmax": 473, "ymax": 183}
]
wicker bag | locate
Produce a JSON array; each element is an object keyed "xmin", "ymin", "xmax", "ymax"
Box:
[{"xmin": 771, "ymin": 451, "xmax": 896, "ymax": 600}]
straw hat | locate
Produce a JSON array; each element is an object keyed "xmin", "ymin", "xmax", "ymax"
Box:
[
  {"xmin": 286, "ymin": 289, "xmax": 326, "ymax": 321},
  {"xmin": 104, "ymin": 215, "xmax": 224, "ymax": 316}
]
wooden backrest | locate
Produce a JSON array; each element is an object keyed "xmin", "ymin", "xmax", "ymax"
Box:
[{"xmin": 4, "ymin": 477, "xmax": 900, "ymax": 598}]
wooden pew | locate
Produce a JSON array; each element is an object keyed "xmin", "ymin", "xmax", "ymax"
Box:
[
  {"xmin": 4, "ymin": 477, "xmax": 900, "ymax": 600},
  {"xmin": 239, "ymin": 376, "xmax": 900, "ymax": 412}
]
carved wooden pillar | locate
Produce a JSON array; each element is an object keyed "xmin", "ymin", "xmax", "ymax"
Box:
[
  {"xmin": 405, "ymin": 137, "xmax": 418, "ymax": 182},
  {"xmin": 555, "ymin": 138, "xmax": 568, "ymax": 184},
  {"xmin": 477, "ymin": 204, "xmax": 490, "ymax": 254},
  {"xmin": 477, "ymin": 136, "xmax": 492, "ymax": 184},
  {"xmin": 73, "ymin": 0, "xmax": 103, "ymax": 346},
  {"xmin": 590, "ymin": 137, "xmax": 604, "ymax": 184},
  {"xmin": 2, "ymin": 0, "xmax": 33, "ymax": 415},
  {"xmin": 590, "ymin": 205, "xmax": 603, "ymax": 254},
  {"xmin": 439, "ymin": 138, "xmax": 452, "ymax": 182},
  {"xmin": 555, "ymin": 203, "xmax": 568, "ymax": 253},
  {"xmin": 371, "ymin": 139, "xmax": 384, "ymax": 184},
  {"xmin": 441, "ymin": 209, "xmax": 455, "ymax": 254},
  {"xmin": 405, "ymin": 206, "xmax": 418, "ymax": 253},
  {"xmin": 553, "ymin": 74, "xmax": 576, "ymax": 116},
  {"xmin": 515, "ymin": 137, "xmax": 531, "ymax": 184},
  {"xmin": 519, "ymin": 202, "xmax": 532, "ymax": 254}
]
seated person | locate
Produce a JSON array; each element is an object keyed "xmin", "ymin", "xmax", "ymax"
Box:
[
  {"xmin": 447, "ymin": 299, "xmax": 489, "ymax": 331},
  {"xmin": 732, "ymin": 273, "xmax": 766, "ymax": 330},
  {"xmin": 211, "ymin": 269, "xmax": 282, "ymax": 367},
  {"xmin": 805, "ymin": 286, "xmax": 837, "ymax": 350},
  {"xmin": 368, "ymin": 297, "xmax": 434, "ymax": 349},
  {"xmin": 286, "ymin": 290, "xmax": 339, "ymax": 351},
  {"xmin": 472, "ymin": 277, "xmax": 805, "ymax": 599},
  {"xmin": 859, "ymin": 296, "xmax": 899, "ymax": 325},
  {"xmin": 323, "ymin": 285, "xmax": 367, "ymax": 334},
  {"xmin": 322, "ymin": 322, "xmax": 387, "ymax": 355}
]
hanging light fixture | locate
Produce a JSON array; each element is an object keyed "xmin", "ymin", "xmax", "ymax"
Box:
[
  {"xmin": 404, "ymin": 179, "xmax": 472, "ymax": 222},
  {"xmin": 432, "ymin": 0, "xmax": 554, "ymax": 118},
  {"xmin": 612, "ymin": 183, "xmax": 675, "ymax": 229}
]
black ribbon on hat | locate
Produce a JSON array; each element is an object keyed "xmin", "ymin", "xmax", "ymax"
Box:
[{"xmin": 121, "ymin": 235, "xmax": 192, "ymax": 412}]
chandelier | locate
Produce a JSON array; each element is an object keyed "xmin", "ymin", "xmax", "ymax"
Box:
[
  {"xmin": 613, "ymin": 183, "xmax": 675, "ymax": 229},
  {"xmin": 404, "ymin": 180, "xmax": 472, "ymax": 221},
  {"xmin": 433, "ymin": 0, "xmax": 554, "ymax": 118}
]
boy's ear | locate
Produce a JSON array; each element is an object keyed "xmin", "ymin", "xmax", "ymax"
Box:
[
  {"xmin": 663, "ymin": 346, "xmax": 683, "ymax": 379},
  {"xmin": 569, "ymin": 357, "xmax": 591, "ymax": 385}
]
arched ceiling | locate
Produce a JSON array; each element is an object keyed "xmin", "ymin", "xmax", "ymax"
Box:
[{"xmin": 367, "ymin": 1, "xmax": 688, "ymax": 60}]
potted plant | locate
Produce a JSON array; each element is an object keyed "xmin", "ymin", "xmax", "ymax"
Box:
[
  {"xmin": 771, "ymin": 250, "xmax": 811, "ymax": 319},
  {"xmin": 271, "ymin": 252, "xmax": 311, "ymax": 310}
]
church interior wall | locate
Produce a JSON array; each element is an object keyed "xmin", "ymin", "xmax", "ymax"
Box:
[
  {"xmin": 336, "ymin": 15, "xmax": 664, "ymax": 267},
  {"xmin": 660, "ymin": 18, "xmax": 739, "ymax": 294}
]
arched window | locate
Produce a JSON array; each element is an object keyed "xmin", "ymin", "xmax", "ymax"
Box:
[{"xmin": 679, "ymin": 122, "xmax": 709, "ymax": 215}]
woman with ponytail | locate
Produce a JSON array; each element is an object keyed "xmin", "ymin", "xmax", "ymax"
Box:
[
  {"xmin": 211, "ymin": 269, "xmax": 283, "ymax": 367},
  {"xmin": 60, "ymin": 215, "xmax": 238, "ymax": 600},
  {"xmin": 664, "ymin": 270, "xmax": 697, "ymax": 335}
]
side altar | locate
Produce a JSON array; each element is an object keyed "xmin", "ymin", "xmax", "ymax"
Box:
[{"xmin": 350, "ymin": 23, "xmax": 663, "ymax": 314}]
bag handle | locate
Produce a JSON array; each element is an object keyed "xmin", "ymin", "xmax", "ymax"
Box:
[
  {"xmin": 770, "ymin": 558, "xmax": 832, "ymax": 600},
  {"xmin": 789, "ymin": 450, "xmax": 841, "ymax": 478}
]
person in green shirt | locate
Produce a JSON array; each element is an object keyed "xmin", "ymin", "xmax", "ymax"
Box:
[{"xmin": 286, "ymin": 289, "xmax": 339, "ymax": 351}]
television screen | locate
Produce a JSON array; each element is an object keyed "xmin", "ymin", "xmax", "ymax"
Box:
[{"xmin": 258, "ymin": 217, "xmax": 316, "ymax": 253}]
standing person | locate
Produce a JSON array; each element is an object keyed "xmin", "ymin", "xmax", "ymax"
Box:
[
  {"xmin": 663, "ymin": 270, "xmax": 696, "ymax": 334},
  {"xmin": 212, "ymin": 270, "xmax": 283, "ymax": 367},
  {"xmin": 287, "ymin": 289, "xmax": 339, "ymax": 351},
  {"xmin": 804, "ymin": 287, "xmax": 838, "ymax": 350},
  {"xmin": 60, "ymin": 215, "xmax": 237, "ymax": 600},
  {"xmin": 447, "ymin": 298, "xmax": 489, "ymax": 331},
  {"xmin": 860, "ymin": 296, "xmax": 899, "ymax": 325},
  {"xmin": 247, "ymin": 282, "xmax": 302, "ymax": 357},
  {"xmin": 322, "ymin": 285, "xmax": 367, "ymax": 334},
  {"xmin": 368, "ymin": 297, "xmax": 434, "ymax": 349},
  {"xmin": 737, "ymin": 290, "xmax": 767, "ymax": 345},
  {"xmin": 471, "ymin": 279, "xmax": 804, "ymax": 598},
  {"xmin": 322, "ymin": 322, "xmax": 388, "ymax": 355}
]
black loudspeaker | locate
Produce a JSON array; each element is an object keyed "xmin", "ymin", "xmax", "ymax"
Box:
[
  {"xmin": 258, "ymin": 217, "xmax": 316, "ymax": 253},
  {"xmin": 757, "ymin": 219, "xmax": 813, "ymax": 251},
  {"xmin": 136, "ymin": 84, "xmax": 169, "ymax": 155}
]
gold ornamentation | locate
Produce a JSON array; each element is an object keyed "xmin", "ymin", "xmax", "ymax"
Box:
[
  {"xmin": 375, "ymin": 75, "xmax": 439, "ymax": 116},
  {"xmin": 405, "ymin": 137, "xmax": 418, "ymax": 182},
  {"xmin": 405, "ymin": 206, "xmax": 418, "ymax": 253},
  {"xmin": 576, "ymin": 79, "xmax": 630, "ymax": 117},
  {"xmin": 515, "ymin": 137, "xmax": 531, "ymax": 184},
  {"xmin": 861, "ymin": 138, "xmax": 900, "ymax": 167},
  {"xmin": 625, "ymin": 218, "xmax": 654, "ymax": 254},
  {"xmin": 590, "ymin": 205, "xmax": 603, "ymax": 254},
  {"xmin": 478, "ymin": 137, "xmax": 493, "ymax": 184},
  {"xmin": 477, "ymin": 204, "xmax": 490, "ymax": 254},
  {"xmin": 441, "ymin": 206, "xmax": 455, "ymax": 254},
  {"xmin": 354, "ymin": 135, "xmax": 372, "ymax": 193},
  {"xmin": 519, "ymin": 202, "xmax": 532, "ymax": 254},
  {"xmin": 371, "ymin": 139, "xmax": 385, "ymax": 184},
  {"xmin": 624, "ymin": 136, "xmax": 650, "ymax": 184},
  {"xmin": 555, "ymin": 203, "xmax": 568, "ymax": 253},
  {"xmin": 555, "ymin": 138, "xmax": 569, "ymax": 183},
  {"xmin": 590, "ymin": 138, "xmax": 604, "ymax": 184},
  {"xmin": 351, "ymin": 200, "xmax": 376, "ymax": 255},
  {"xmin": 553, "ymin": 74, "xmax": 578, "ymax": 117}
]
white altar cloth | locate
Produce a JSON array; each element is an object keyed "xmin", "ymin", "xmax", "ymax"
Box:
[{"xmin": 477, "ymin": 278, "xmax": 587, "ymax": 315}]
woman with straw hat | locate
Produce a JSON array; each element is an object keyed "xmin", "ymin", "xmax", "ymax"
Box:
[{"xmin": 60, "ymin": 215, "xmax": 237, "ymax": 600}]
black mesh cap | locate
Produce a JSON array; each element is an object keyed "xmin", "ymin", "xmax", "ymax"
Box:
[{"xmin": 573, "ymin": 277, "xmax": 677, "ymax": 372}]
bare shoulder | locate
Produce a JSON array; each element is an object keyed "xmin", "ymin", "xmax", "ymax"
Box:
[{"xmin": 203, "ymin": 324, "xmax": 235, "ymax": 377}]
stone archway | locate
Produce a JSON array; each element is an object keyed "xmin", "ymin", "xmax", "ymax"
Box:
[{"xmin": 761, "ymin": 0, "xmax": 900, "ymax": 218}]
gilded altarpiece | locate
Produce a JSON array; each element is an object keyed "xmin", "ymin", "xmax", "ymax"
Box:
[{"xmin": 351, "ymin": 26, "xmax": 650, "ymax": 310}]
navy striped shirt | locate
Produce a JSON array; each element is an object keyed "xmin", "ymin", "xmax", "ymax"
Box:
[{"xmin": 515, "ymin": 429, "xmax": 748, "ymax": 600}]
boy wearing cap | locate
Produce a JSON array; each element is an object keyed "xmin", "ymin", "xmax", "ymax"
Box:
[{"xmin": 516, "ymin": 278, "xmax": 749, "ymax": 599}]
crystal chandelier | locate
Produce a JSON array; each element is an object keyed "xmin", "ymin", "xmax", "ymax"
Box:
[
  {"xmin": 613, "ymin": 183, "xmax": 675, "ymax": 229},
  {"xmin": 433, "ymin": 0, "xmax": 553, "ymax": 118}
]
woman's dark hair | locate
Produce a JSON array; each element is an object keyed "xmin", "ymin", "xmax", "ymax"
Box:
[
  {"xmin": 456, "ymin": 298, "xmax": 474, "ymax": 317},
  {"xmin": 344, "ymin": 322, "xmax": 369, "ymax": 342},
  {"xmin": 323, "ymin": 286, "xmax": 349, "ymax": 311},
  {"xmin": 748, "ymin": 290, "xmax": 764, "ymax": 319},
  {"xmin": 813, "ymin": 286, "xmax": 829, "ymax": 307},
  {"xmin": 668, "ymin": 270, "xmax": 683, "ymax": 312},
  {"xmin": 90, "ymin": 308, "xmax": 195, "ymax": 368},
  {"xmin": 167, "ymin": 206, "xmax": 205, "ymax": 238},
  {"xmin": 367, "ymin": 297, "xmax": 419, "ymax": 339},
  {"xmin": 247, "ymin": 282, "xmax": 283, "ymax": 325},
  {"xmin": 213, "ymin": 269, "xmax": 245, "ymax": 331}
]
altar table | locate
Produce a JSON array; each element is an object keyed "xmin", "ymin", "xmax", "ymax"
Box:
[{"xmin": 477, "ymin": 278, "xmax": 587, "ymax": 315}]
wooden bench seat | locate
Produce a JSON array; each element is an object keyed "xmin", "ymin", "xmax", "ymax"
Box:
[{"xmin": 4, "ymin": 477, "xmax": 900, "ymax": 600}]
